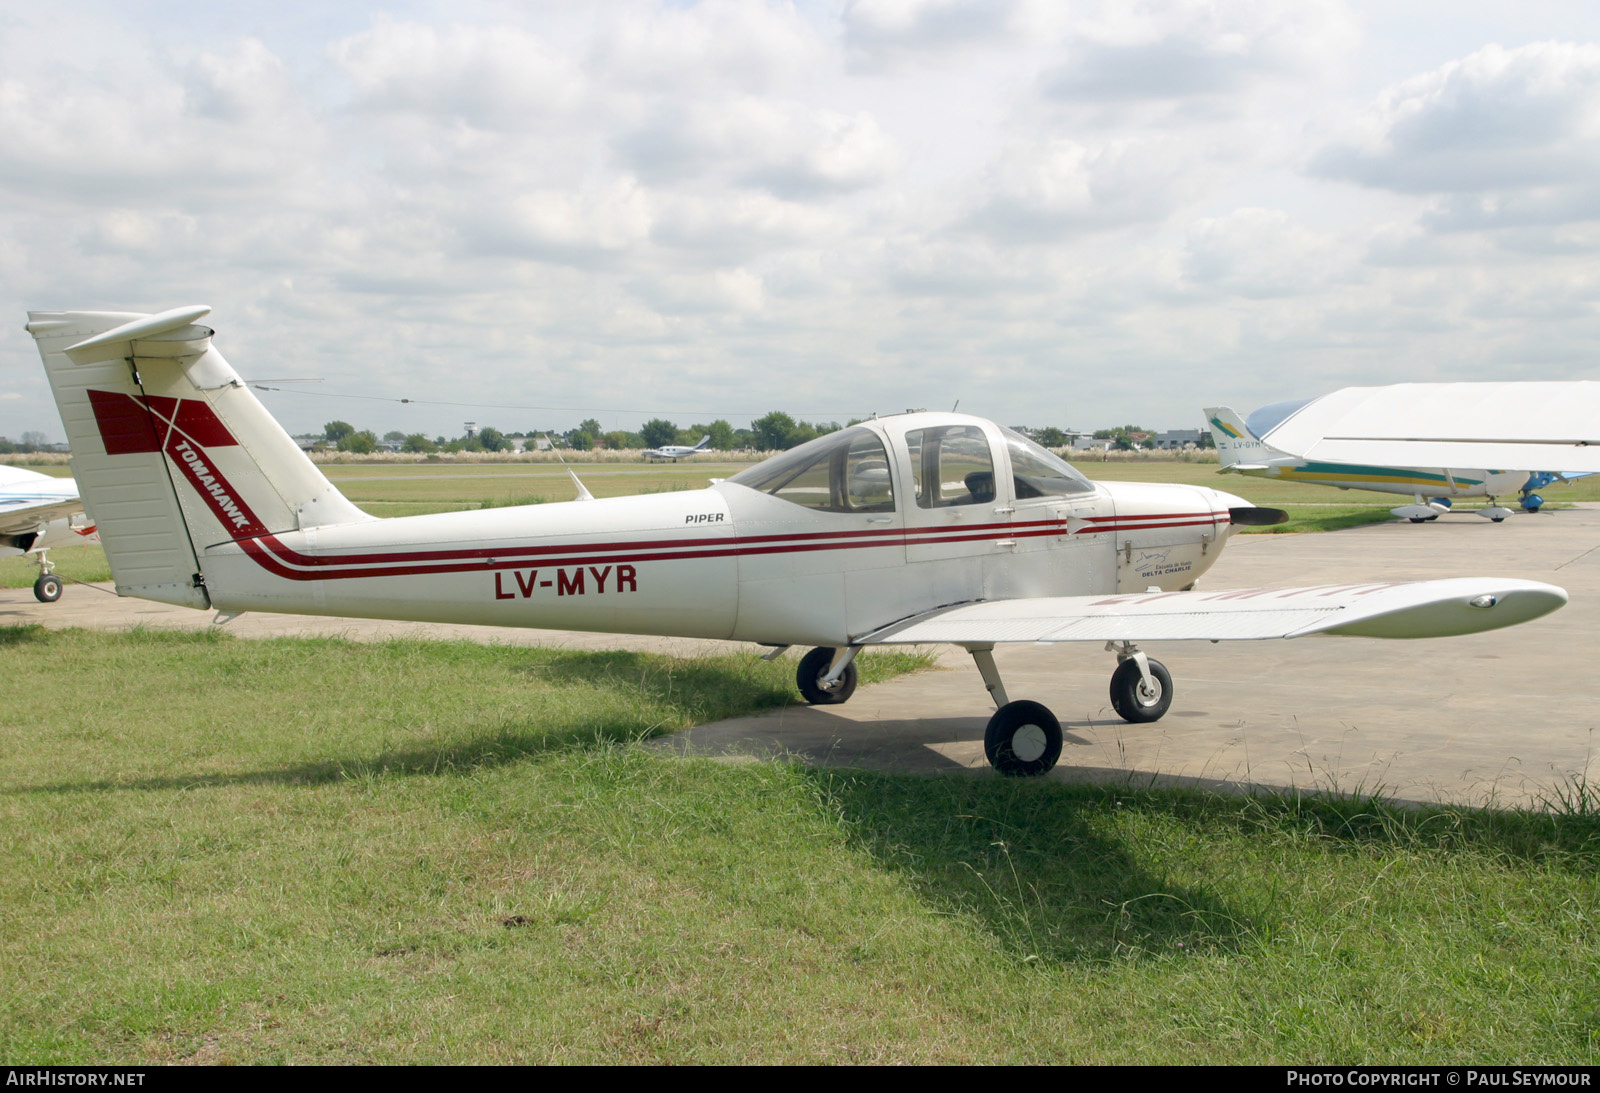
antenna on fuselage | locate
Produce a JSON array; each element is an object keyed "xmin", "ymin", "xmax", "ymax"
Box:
[
  {"xmin": 546, "ymin": 434, "xmax": 595, "ymax": 502},
  {"xmin": 952, "ymin": 399, "xmax": 960, "ymax": 412}
]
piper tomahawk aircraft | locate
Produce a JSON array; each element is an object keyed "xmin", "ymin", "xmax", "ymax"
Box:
[
  {"xmin": 28, "ymin": 307, "xmax": 1567, "ymax": 776},
  {"xmin": 0, "ymin": 463, "xmax": 96, "ymax": 602},
  {"xmin": 1205, "ymin": 405, "xmax": 1535, "ymax": 522},
  {"xmin": 643, "ymin": 436, "xmax": 711, "ymax": 462}
]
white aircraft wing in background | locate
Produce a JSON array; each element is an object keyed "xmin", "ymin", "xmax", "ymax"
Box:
[
  {"xmin": 1258, "ymin": 382, "xmax": 1600, "ymax": 473},
  {"xmin": 0, "ymin": 465, "xmax": 94, "ymax": 602},
  {"xmin": 0, "ymin": 465, "xmax": 83, "ymax": 533}
]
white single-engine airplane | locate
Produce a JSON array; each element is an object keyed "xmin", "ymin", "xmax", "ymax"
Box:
[
  {"xmin": 1205, "ymin": 406, "xmax": 1534, "ymax": 522},
  {"xmin": 28, "ymin": 307, "xmax": 1568, "ymax": 776},
  {"xmin": 643, "ymin": 436, "xmax": 711, "ymax": 462},
  {"xmin": 0, "ymin": 463, "xmax": 97, "ymax": 601}
]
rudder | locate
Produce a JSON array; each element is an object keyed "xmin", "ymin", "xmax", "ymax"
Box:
[
  {"xmin": 1203, "ymin": 406, "xmax": 1274, "ymax": 470},
  {"xmin": 27, "ymin": 306, "xmax": 371, "ymax": 608}
]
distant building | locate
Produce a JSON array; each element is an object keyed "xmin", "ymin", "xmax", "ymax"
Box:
[
  {"xmin": 1152, "ymin": 429, "xmax": 1202, "ymax": 450},
  {"xmin": 1073, "ymin": 437, "xmax": 1114, "ymax": 452}
]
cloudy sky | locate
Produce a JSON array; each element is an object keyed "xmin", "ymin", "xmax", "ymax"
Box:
[{"xmin": 4, "ymin": 0, "xmax": 1599, "ymax": 443}]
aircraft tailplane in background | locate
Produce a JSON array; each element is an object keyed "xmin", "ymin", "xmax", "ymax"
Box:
[{"xmin": 1202, "ymin": 405, "xmax": 1530, "ymax": 523}]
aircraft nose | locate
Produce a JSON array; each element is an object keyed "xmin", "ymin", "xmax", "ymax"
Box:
[{"xmin": 1210, "ymin": 488, "xmax": 1289, "ymax": 527}]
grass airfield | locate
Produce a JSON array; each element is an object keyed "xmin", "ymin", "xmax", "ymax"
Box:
[{"xmin": 2, "ymin": 456, "xmax": 1597, "ymax": 1063}]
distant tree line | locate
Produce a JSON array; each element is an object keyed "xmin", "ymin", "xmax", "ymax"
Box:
[
  {"xmin": 0, "ymin": 431, "xmax": 54, "ymax": 453},
  {"xmin": 300, "ymin": 416, "xmax": 1208, "ymax": 455}
]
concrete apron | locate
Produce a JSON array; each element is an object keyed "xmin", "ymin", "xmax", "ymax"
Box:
[
  {"xmin": 656, "ymin": 504, "xmax": 1600, "ymax": 808},
  {"xmin": 5, "ymin": 504, "xmax": 1597, "ymax": 807}
]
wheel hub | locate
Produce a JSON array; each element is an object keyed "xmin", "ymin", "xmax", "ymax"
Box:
[{"xmin": 1010, "ymin": 724, "xmax": 1047, "ymax": 762}]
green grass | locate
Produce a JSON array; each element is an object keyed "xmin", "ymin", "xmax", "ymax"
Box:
[{"xmin": 1, "ymin": 628, "xmax": 1594, "ymax": 1064}]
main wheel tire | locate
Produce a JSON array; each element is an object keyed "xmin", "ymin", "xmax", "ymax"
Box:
[
  {"xmin": 33, "ymin": 574, "xmax": 63, "ymax": 603},
  {"xmin": 796, "ymin": 647, "xmax": 857, "ymax": 705},
  {"xmin": 1408, "ymin": 517, "xmax": 1428, "ymax": 523},
  {"xmin": 1109, "ymin": 658, "xmax": 1173, "ymax": 723},
  {"xmin": 984, "ymin": 700, "xmax": 1062, "ymax": 777}
]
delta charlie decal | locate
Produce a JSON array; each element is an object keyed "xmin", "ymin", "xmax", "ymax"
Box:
[{"xmin": 1132, "ymin": 548, "xmax": 1194, "ymax": 581}]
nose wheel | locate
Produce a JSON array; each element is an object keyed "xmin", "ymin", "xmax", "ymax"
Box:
[
  {"xmin": 33, "ymin": 573, "xmax": 63, "ymax": 603},
  {"xmin": 30, "ymin": 549, "xmax": 63, "ymax": 603},
  {"xmin": 796, "ymin": 646, "xmax": 859, "ymax": 705},
  {"xmin": 1109, "ymin": 655, "xmax": 1173, "ymax": 723}
]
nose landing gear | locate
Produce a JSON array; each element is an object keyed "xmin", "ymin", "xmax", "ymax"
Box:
[
  {"xmin": 968, "ymin": 642, "xmax": 1173, "ymax": 777},
  {"xmin": 30, "ymin": 549, "xmax": 63, "ymax": 603}
]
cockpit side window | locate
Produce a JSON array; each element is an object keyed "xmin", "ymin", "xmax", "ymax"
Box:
[
  {"xmin": 1001, "ymin": 428, "xmax": 1094, "ymax": 499},
  {"xmin": 906, "ymin": 425, "xmax": 996, "ymax": 508},
  {"xmin": 728, "ymin": 427, "xmax": 895, "ymax": 513}
]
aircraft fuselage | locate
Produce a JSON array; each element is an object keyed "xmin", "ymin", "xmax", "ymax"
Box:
[{"xmin": 198, "ymin": 415, "xmax": 1248, "ymax": 647}]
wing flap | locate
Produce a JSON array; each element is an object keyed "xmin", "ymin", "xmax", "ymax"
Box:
[{"xmin": 855, "ymin": 579, "xmax": 1566, "ymax": 645}]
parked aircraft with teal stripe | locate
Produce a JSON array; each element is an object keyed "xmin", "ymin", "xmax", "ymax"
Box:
[{"xmin": 1203, "ymin": 406, "xmax": 1530, "ymax": 522}]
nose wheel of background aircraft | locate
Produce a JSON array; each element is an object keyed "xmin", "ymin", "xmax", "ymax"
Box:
[
  {"xmin": 796, "ymin": 646, "xmax": 858, "ymax": 705},
  {"xmin": 33, "ymin": 573, "xmax": 63, "ymax": 603}
]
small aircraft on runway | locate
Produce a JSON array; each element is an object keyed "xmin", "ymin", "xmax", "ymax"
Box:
[
  {"xmin": 1205, "ymin": 405, "xmax": 1536, "ymax": 522},
  {"xmin": 0, "ymin": 464, "xmax": 96, "ymax": 601},
  {"xmin": 28, "ymin": 307, "xmax": 1567, "ymax": 776},
  {"xmin": 643, "ymin": 436, "xmax": 711, "ymax": 462}
]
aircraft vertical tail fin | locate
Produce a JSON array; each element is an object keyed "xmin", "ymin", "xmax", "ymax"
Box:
[
  {"xmin": 26, "ymin": 306, "xmax": 372, "ymax": 608},
  {"xmin": 1203, "ymin": 406, "xmax": 1274, "ymax": 471}
]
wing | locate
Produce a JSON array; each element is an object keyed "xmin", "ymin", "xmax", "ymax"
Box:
[
  {"xmin": 854, "ymin": 579, "xmax": 1566, "ymax": 646},
  {"xmin": 0, "ymin": 469, "xmax": 84, "ymax": 536},
  {"xmin": 0, "ymin": 497, "xmax": 85, "ymax": 535},
  {"xmin": 1257, "ymin": 382, "xmax": 1600, "ymax": 473}
]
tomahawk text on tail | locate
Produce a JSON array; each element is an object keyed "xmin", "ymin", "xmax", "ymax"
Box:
[{"xmin": 30, "ymin": 307, "xmax": 1566, "ymax": 776}]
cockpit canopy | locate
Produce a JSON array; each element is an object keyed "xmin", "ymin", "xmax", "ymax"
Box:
[
  {"xmin": 728, "ymin": 426, "xmax": 895, "ymax": 513},
  {"xmin": 728, "ymin": 419, "xmax": 1093, "ymax": 513}
]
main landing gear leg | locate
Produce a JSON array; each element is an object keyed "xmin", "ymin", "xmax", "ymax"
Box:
[
  {"xmin": 31, "ymin": 549, "xmax": 63, "ymax": 604},
  {"xmin": 970, "ymin": 645, "xmax": 1064, "ymax": 778}
]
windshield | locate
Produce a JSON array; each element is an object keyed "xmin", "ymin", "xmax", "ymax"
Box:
[
  {"xmin": 1001, "ymin": 428, "xmax": 1094, "ymax": 498},
  {"xmin": 728, "ymin": 427, "xmax": 895, "ymax": 513},
  {"xmin": 1245, "ymin": 398, "xmax": 1315, "ymax": 441}
]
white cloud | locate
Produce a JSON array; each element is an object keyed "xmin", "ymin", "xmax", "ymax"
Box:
[
  {"xmin": 1313, "ymin": 41, "xmax": 1600, "ymax": 200},
  {"xmin": 841, "ymin": 0, "xmax": 1026, "ymax": 69},
  {"xmin": 960, "ymin": 137, "xmax": 1203, "ymax": 240},
  {"xmin": 332, "ymin": 18, "xmax": 587, "ymax": 130},
  {"xmin": 1041, "ymin": 0, "xmax": 1356, "ymax": 104},
  {"xmin": 1182, "ymin": 208, "xmax": 1344, "ymax": 299}
]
